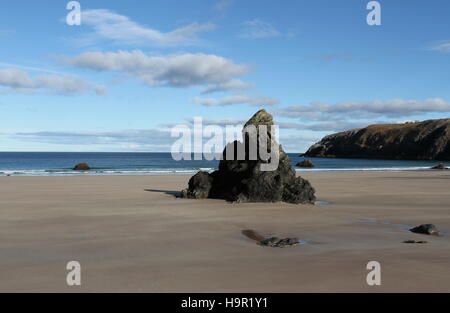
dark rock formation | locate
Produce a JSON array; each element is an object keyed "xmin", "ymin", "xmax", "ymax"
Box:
[
  {"xmin": 410, "ymin": 224, "xmax": 440, "ymax": 236},
  {"xmin": 181, "ymin": 171, "xmax": 212, "ymax": 199},
  {"xmin": 73, "ymin": 163, "xmax": 91, "ymax": 171},
  {"xmin": 403, "ymin": 240, "xmax": 428, "ymax": 244},
  {"xmin": 181, "ymin": 110, "xmax": 316, "ymax": 204},
  {"xmin": 296, "ymin": 160, "xmax": 314, "ymax": 168},
  {"xmin": 259, "ymin": 237, "xmax": 300, "ymax": 248},
  {"xmin": 241, "ymin": 230, "xmax": 301, "ymax": 248},
  {"xmin": 431, "ymin": 164, "xmax": 448, "ymax": 170},
  {"xmin": 304, "ymin": 119, "xmax": 450, "ymax": 160}
]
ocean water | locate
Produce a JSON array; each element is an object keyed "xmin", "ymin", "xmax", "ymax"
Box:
[{"xmin": 0, "ymin": 152, "xmax": 443, "ymax": 176}]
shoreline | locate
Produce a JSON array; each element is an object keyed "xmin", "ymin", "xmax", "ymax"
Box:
[
  {"xmin": 0, "ymin": 167, "xmax": 443, "ymax": 177},
  {"xmin": 1, "ymin": 152, "xmax": 446, "ymax": 177}
]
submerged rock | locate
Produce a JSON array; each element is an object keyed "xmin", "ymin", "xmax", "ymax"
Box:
[
  {"xmin": 181, "ymin": 110, "xmax": 316, "ymax": 204},
  {"xmin": 431, "ymin": 164, "xmax": 448, "ymax": 170},
  {"xmin": 296, "ymin": 160, "xmax": 314, "ymax": 168},
  {"xmin": 410, "ymin": 224, "xmax": 440, "ymax": 236},
  {"xmin": 73, "ymin": 163, "xmax": 91, "ymax": 171}
]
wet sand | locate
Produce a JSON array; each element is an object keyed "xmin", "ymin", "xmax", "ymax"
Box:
[{"xmin": 0, "ymin": 171, "xmax": 449, "ymax": 292}]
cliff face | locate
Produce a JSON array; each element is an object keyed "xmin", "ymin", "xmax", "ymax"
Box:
[{"xmin": 304, "ymin": 119, "xmax": 450, "ymax": 161}]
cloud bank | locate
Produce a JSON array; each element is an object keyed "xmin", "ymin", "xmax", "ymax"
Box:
[
  {"xmin": 12, "ymin": 127, "xmax": 320, "ymax": 152},
  {"xmin": 14, "ymin": 129, "xmax": 173, "ymax": 148},
  {"xmin": 276, "ymin": 98, "xmax": 450, "ymax": 120},
  {"xmin": 201, "ymin": 79, "xmax": 254, "ymax": 94}
]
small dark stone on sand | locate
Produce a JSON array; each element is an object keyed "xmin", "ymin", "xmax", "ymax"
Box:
[
  {"xmin": 242, "ymin": 229, "xmax": 300, "ymax": 248},
  {"xmin": 259, "ymin": 236, "xmax": 300, "ymax": 248},
  {"xmin": 410, "ymin": 224, "xmax": 440, "ymax": 236},
  {"xmin": 403, "ymin": 240, "xmax": 428, "ymax": 244}
]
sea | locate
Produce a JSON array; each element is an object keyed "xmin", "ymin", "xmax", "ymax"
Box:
[{"xmin": 0, "ymin": 152, "xmax": 443, "ymax": 177}]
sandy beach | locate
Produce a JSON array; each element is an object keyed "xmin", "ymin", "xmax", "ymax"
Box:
[{"xmin": 0, "ymin": 171, "xmax": 449, "ymax": 293}]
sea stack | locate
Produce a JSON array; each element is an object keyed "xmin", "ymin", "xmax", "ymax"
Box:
[{"xmin": 181, "ymin": 110, "xmax": 316, "ymax": 204}]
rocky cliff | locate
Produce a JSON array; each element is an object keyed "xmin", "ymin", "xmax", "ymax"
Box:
[{"xmin": 304, "ymin": 119, "xmax": 450, "ymax": 160}]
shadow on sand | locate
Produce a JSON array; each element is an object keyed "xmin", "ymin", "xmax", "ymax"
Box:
[
  {"xmin": 242, "ymin": 229, "xmax": 266, "ymax": 242},
  {"xmin": 144, "ymin": 189, "xmax": 181, "ymax": 197}
]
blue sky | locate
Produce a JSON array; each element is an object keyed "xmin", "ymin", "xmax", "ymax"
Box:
[{"xmin": 0, "ymin": 0, "xmax": 449, "ymax": 152}]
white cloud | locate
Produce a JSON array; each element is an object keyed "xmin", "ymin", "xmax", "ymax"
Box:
[
  {"xmin": 163, "ymin": 118, "xmax": 370, "ymax": 132},
  {"xmin": 277, "ymin": 121, "xmax": 386, "ymax": 132},
  {"xmin": 79, "ymin": 9, "xmax": 215, "ymax": 46},
  {"xmin": 0, "ymin": 69, "xmax": 33, "ymax": 89},
  {"xmin": 276, "ymin": 98, "xmax": 450, "ymax": 120},
  {"xmin": 429, "ymin": 40, "xmax": 450, "ymax": 53},
  {"xmin": 65, "ymin": 50, "xmax": 249, "ymax": 88},
  {"xmin": 184, "ymin": 117, "xmax": 246, "ymax": 125},
  {"xmin": 193, "ymin": 94, "xmax": 279, "ymax": 107},
  {"xmin": 214, "ymin": 0, "xmax": 234, "ymax": 11},
  {"xmin": 201, "ymin": 79, "xmax": 254, "ymax": 94},
  {"xmin": 239, "ymin": 19, "xmax": 280, "ymax": 39},
  {"xmin": 0, "ymin": 68, "xmax": 105, "ymax": 95}
]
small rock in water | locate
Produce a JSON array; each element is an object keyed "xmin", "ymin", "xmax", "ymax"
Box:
[
  {"xmin": 296, "ymin": 160, "xmax": 314, "ymax": 168},
  {"xmin": 73, "ymin": 163, "xmax": 91, "ymax": 171},
  {"xmin": 431, "ymin": 164, "xmax": 448, "ymax": 170},
  {"xmin": 403, "ymin": 240, "xmax": 428, "ymax": 244},
  {"xmin": 410, "ymin": 224, "xmax": 440, "ymax": 236}
]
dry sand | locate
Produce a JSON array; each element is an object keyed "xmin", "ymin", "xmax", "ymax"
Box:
[{"xmin": 0, "ymin": 171, "xmax": 449, "ymax": 292}]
